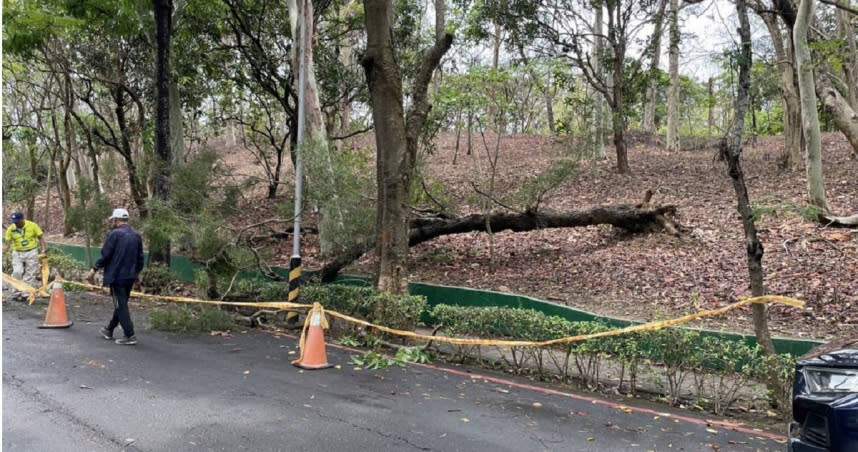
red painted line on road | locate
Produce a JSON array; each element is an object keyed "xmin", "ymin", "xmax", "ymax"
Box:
[{"xmin": 274, "ymin": 331, "xmax": 788, "ymax": 443}]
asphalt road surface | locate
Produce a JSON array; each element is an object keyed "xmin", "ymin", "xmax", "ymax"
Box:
[{"xmin": 3, "ymin": 292, "xmax": 787, "ymax": 451}]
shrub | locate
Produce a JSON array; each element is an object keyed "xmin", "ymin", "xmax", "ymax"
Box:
[
  {"xmin": 761, "ymin": 353, "xmax": 797, "ymax": 417},
  {"xmin": 430, "ymin": 304, "xmax": 584, "ymax": 374},
  {"xmin": 566, "ymin": 321, "xmax": 612, "ymax": 388},
  {"xmin": 301, "ymin": 284, "xmax": 376, "ymax": 317},
  {"xmin": 694, "ymin": 337, "xmax": 763, "ymax": 415},
  {"xmin": 259, "ymin": 282, "xmax": 291, "ymax": 301},
  {"xmin": 605, "ymin": 333, "xmax": 649, "ymax": 394},
  {"xmin": 302, "ymin": 284, "xmax": 426, "ymax": 332},
  {"xmin": 370, "ymin": 292, "xmax": 427, "ymax": 332},
  {"xmin": 45, "ymin": 249, "xmax": 88, "ymax": 281},
  {"xmin": 646, "ymin": 328, "xmax": 702, "ymax": 405},
  {"xmin": 139, "ymin": 264, "xmax": 180, "ymax": 295}
]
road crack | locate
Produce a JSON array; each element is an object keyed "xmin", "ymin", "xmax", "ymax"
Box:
[
  {"xmin": 313, "ymin": 410, "xmax": 433, "ymax": 451},
  {"xmin": 3, "ymin": 373, "xmax": 141, "ymax": 451}
]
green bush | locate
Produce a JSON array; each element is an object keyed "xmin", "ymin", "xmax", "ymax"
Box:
[
  {"xmin": 139, "ymin": 264, "xmax": 180, "ymax": 295},
  {"xmin": 370, "ymin": 292, "xmax": 427, "ymax": 331},
  {"xmin": 301, "ymin": 284, "xmax": 377, "ymax": 317},
  {"xmin": 646, "ymin": 328, "xmax": 702, "ymax": 405},
  {"xmin": 302, "ymin": 284, "xmax": 426, "ymax": 331},
  {"xmin": 605, "ymin": 333, "xmax": 649, "ymax": 394},
  {"xmin": 762, "ymin": 353, "xmax": 797, "ymax": 417},
  {"xmin": 694, "ymin": 337, "xmax": 763, "ymax": 415},
  {"xmin": 566, "ymin": 321, "xmax": 612, "ymax": 388},
  {"xmin": 149, "ymin": 305, "xmax": 234, "ymax": 332},
  {"xmin": 259, "ymin": 282, "xmax": 291, "ymax": 301},
  {"xmin": 45, "ymin": 249, "xmax": 88, "ymax": 280}
]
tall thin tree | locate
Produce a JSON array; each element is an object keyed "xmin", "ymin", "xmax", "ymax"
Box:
[
  {"xmin": 150, "ymin": 0, "xmax": 173, "ymax": 265},
  {"xmin": 723, "ymin": 0, "xmax": 779, "ymax": 400},
  {"xmin": 665, "ymin": 0, "xmax": 680, "ymax": 152},
  {"xmin": 793, "ymin": 0, "xmax": 829, "ymax": 213}
]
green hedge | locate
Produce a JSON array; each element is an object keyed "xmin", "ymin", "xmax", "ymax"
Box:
[{"xmin": 430, "ymin": 303, "xmax": 795, "ymax": 415}]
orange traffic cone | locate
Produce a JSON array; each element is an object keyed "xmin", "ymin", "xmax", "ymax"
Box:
[
  {"xmin": 39, "ymin": 278, "xmax": 73, "ymax": 329},
  {"xmin": 292, "ymin": 303, "xmax": 332, "ymax": 370}
]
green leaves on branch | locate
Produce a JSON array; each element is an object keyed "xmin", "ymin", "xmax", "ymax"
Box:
[
  {"xmin": 303, "ymin": 141, "xmax": 376, "ymax": 257},
  {"xmin": 513, "ymin": 157, "xmax": 578, "ymax": 211}
]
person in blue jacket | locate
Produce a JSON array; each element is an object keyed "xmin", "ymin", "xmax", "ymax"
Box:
[{"xmin": 86, "ymin": 208, "xmax": 144, "ymax": 345}]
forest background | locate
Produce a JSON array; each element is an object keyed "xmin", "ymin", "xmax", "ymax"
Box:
[{"xmin": 3, "ymin": 0, "xmax": 857, "ymax": 353}]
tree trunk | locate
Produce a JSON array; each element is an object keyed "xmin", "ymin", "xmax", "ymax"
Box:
[
  {"xmin": 363, "ymin": 0, "xmax": 411, "ymax": 294},
  {"xmin": 170, "ymin": 0, "xmax": 186, "ymax": 165},
  {"xmin": 56, "ymin": 154, "xmax": 73, "ymax": 236},
  {"xmin": 337, "ymin": 20, "xmax": 353, "ymax": 143},
  {"xmin": 642, "ymin": 0, "xmax": 668, "ymax": 135},
  {"xmin": 794, "ymin": 0, "xmax": 829, "ymax": 212},
  {"xmin": 362, "ymin": 0, "xmax": 452, "ymax": 293},
  {"xmin": 113, "ymin": 87, "xmax": 148, "ymax": 218},
  {"xmin": 839, "ymin": 2, "xmax": 858, "ymax": 109},
  {"xmin": 169, "ymin": 82, "xmax": 185, "ymax": 164},
  {"xmin": 26, "ymin": 143, "xmax": 37, "ymax": 219},
  {"xmin": 320, "ymin": 203, "xmax": 681, "ymax": 282},
  {"xmin": 608, "ymin": 3, "xmax": 630, "ymax": 174},
  {"xmin": 724, "ymin": 0, "xmax": 779, "ymax": 404},
  {"xmin": 60, "ymin": 70, "xmax": 76, "ymax": 236},
  {"xmin": 759, "ymin": 11, "xmax": 803, "ymax": 170},
  {"xmin": 592, "ymin": 5, "xmax": 606, "ymax": 159},
  {"xmin": 292, "ymin": 0, "xmax": 336, "ymax": 252},
  {"xmin": 544, "ymin": 65, "xmax": 555, "ymax": 135},
  {"xmin": 708, "ymin": 77, "xmax": 715, "ymax": 136},
  {"xmin": 816, "ymin": 72, "xmax": 858, "ymax": 157},
  {"xmin": 291, "ymin": 0, "xmax": 327, "ymax": 144},
  {"xmin": 43, "ymin": 148, "xmax": 54, "ymax": 230},
  {"xmin": 150, "ymin": 0, "xmax": 173, "ymax": 265},
  {"xmin": 666, "ymin": 0, "xmax": 681, "ymax": 152}
]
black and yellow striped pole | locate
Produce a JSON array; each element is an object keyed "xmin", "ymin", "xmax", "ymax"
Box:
[{"xmin": 287, "ymin": 256, "xmax": 301, "ymax": 324}]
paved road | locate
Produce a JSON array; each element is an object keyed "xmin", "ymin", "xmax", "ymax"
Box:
[{"xmin": 3, "ymin": 293, "xmax": 787, "ymax": 451}]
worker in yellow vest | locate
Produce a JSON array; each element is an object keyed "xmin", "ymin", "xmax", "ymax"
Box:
[{"xmin": 3, "ymin": 212, "xmax": 47, "ymax": 301}]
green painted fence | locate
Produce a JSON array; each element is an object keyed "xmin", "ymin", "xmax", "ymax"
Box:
[{"xmin": 51, "ymin": 242, "xmax": 823, "ymax": 357}]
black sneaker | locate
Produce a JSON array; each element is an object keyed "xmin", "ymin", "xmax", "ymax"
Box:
[
  {"xmin": 115, "ymin": 336, "xmax": 137, "ymax": 345},
  {"xmin": 100, "ymin": 327, "xmax": 113, "ymax": 340}
]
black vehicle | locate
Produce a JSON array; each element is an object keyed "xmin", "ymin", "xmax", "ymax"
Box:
[{"xmin": 789, "ymin": 337, "xmax": 858, "ymax": 452}]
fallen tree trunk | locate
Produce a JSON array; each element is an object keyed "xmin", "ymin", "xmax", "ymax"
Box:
[
  {"xmin": 320, "ymin": 204, "xmax": 680, "ymax": 282},
  {"xmin": 822, "ymin": 213, "xmax": 858, "ymax": 227},
  {"xmin": 816, "ymin": 72, "xmax": 858, "ymax": 157}
]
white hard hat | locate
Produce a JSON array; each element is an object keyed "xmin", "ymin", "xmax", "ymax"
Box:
[{"xmin": 109, "ymin": 208, "xmax": 130, "ymax": 220}]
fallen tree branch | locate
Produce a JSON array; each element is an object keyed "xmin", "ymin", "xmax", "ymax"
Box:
[
  {"xmin": 822, "ymin": 213, "xmax": 858, "ymax": 227},
  {"xmin": 320, "ymin": 203, "xmax": 682, "ymax": 282}
]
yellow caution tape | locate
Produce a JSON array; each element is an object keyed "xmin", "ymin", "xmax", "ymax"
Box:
[
  {"xmin": 39, "ymin": 254, "xmax": 50, "ymax": 293},
  {"xmin": 2, "ymin": 272, "xmax": 49, "ymax": 305},
  {"xmin": 2, "ymin": 273, "xmax": 806, "ymax": 350},
  {"xmin": 323, "ymin": 295, "xmax": 804, "ymax": 347},
  {"xmin": 3, "ymin": 273, "xmax": 38, "ymax": 297}
]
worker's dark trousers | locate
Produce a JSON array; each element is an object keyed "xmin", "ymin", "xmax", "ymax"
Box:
[{"xmin": 107, "ymin": 284, "xmax": 135, "ymax": 338}]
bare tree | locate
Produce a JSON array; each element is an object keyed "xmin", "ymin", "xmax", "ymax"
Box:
[{"xmin": 721, "ymin": 0, "xmax": 779, "ymax": 404}]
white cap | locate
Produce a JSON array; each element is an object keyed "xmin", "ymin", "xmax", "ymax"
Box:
[{"xmin": 109, "ymin": 208, "xmax": 130, "ymax": 220}]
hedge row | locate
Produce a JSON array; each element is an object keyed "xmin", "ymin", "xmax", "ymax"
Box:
[{"xmin": 430, "ymin": 304, "xmax": 795, "ymax": 415}]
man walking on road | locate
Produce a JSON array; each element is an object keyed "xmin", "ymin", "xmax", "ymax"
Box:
[
  {"xmin": 86, "ymin": 208, "xmax": 144, "ymax": 345},
  {"xmin": 3, "ymin": 212, "xmax": 48, "ymax": 301}
]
